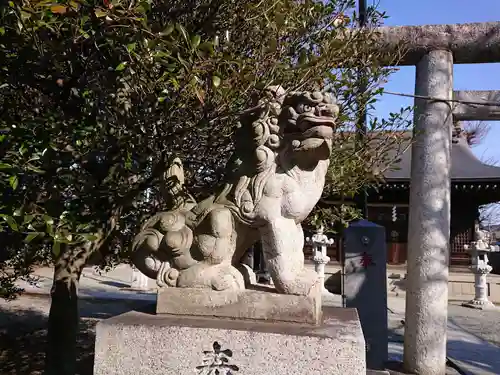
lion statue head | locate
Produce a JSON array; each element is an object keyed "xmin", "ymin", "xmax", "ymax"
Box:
[{"xmin": 217, "ymin": 86, "xmax": 339, "ymax": 225}]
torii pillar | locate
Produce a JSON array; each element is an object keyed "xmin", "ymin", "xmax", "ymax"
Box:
[
  {"xmin": 405, "ymin": 49, "xmax": 453, "ymax": 375},
  {"xmin": 377, "ymin": 21, "xmax": 500, "ymax": 375}
]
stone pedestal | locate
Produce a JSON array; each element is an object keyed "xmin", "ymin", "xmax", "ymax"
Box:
[
  {"xmin": 462, "ymin": 268, "xmax": 495, "ymax": 309},
  {"xmin": 94, "ymin": 306, "xmax": 366, "ymax": 375},
  {"xmin": 156, "ymin": 283, "xmax": 322, "ymax": 325},
  {"xmin": 312, "ymin": 253, "xmax": 330, "ymax": 292}
]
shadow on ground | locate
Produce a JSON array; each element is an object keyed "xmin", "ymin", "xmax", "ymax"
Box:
[
  {"xmin": 98, "ymin": 280, "xmax": 131, "ymax": 289},
  {"xmin": 80, "ymin": 273, "xmax": 133, "ymax": 289},
  {"xmin": 448, "ymin": 313, "xmax": 500, "ymax": 348},
  {"xmin": 388, "ymin": 325, "xmax": 500, "ymax": 374},
  {"xmin": 0, "ymin": 297, "xmax": 152, "ymax": 375}
]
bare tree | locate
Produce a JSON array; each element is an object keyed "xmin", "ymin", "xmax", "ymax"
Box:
[
  {"xmin": 450, "ymin": 121, "xmax": 500, "ymax": 233},
  {"xmin": 467, "ymin": 123, "xmax": 500, "ymax": 233},
  {"xmin": 479, "ymin": 203, "xmax": 500, "ymax": 241},
  {"xmin": 454, "ymin": 120, "xmax": 491, "ymax": 147}
]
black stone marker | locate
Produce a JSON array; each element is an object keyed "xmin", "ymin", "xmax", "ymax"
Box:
[
  {"xmin": 241, "ymin": 246, "xmax": 255, "ymax": 270},
  {"xmin": 344, "ymin": 219, "xmax": 388, "ymax": 370},
  {"xmin": 254, "ymin": 241, "xmax": 271, "ymax": 284}
]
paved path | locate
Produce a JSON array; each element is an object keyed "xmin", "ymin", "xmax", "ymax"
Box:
[
  {"xmin": 383, "ymin": 298, "xmax": 500, "ymax": 375},
  {"xmin": 16, "ymin": 264, "xmax": 157, "ymax": 302},
  {"xmin": 11, "ymin": 264, "xmax": 500, "ymax": 374}
]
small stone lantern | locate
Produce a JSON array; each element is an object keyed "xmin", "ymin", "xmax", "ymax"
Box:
[
  {"xmin": 462, "ymin": 227, "xmax": 499, "ymax": 310},
  {"xmin": 306, "ymin": 226, "xmax": 334, "ymax": 293}
]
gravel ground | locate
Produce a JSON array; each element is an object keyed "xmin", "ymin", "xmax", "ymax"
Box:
[
  {"xmin": 387, "ymin": 301, "xmax": 500, "ymax": 347},
  {"xmin": 1, "ymin": 295, "xmax": 499, "ymax": 375},
  {"xmin": 448, "ymin": 301, "xmax": 500, "ymax": 347}
]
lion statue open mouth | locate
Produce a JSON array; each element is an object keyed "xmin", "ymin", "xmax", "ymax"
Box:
[
  {"xmin": 283, "ymin": 90, "xmax": 338, "ymax": 154},
  {"xmin": 131, "ymin": 86, "xmax": 339, "ymax": 296}
]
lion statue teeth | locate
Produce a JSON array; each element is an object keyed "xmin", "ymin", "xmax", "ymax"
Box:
[{"xmin": 131, "ymin": 86, "xmax": 339, "ymax": 296}]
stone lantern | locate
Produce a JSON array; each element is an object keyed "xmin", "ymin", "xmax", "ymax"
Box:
[
  {"xmin": 306, "ymin": 226, "xmax": 334, "ymax": 293},
  {"xmin": 462, "ymin": 227, "xmax": 499, "ymax": 310}
]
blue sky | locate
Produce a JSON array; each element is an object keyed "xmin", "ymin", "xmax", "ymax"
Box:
[{"xmin": 373, "ymin": 0, "xmax": 500, "ymax": 164}]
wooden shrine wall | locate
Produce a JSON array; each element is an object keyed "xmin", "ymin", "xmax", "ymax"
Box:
[{"xmin": 305, "ymin": 200, "xmax": 479, "ymax": 266}]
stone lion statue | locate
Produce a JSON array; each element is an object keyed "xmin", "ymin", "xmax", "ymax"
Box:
[{"xmin": 131, "ymin": 86, "xmax": 339, "ymax": 296}]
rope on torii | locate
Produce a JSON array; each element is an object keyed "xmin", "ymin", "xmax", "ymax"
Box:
[{"xmin": 383, "ymin": 90, "xmax": 500, "ymax": 108}]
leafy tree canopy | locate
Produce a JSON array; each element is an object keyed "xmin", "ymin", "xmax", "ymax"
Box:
[{"xmin": 0, "ymin": 0, "xmax": 410, "ymax": 298}]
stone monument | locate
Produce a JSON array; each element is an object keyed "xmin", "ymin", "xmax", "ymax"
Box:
[{"xmin": 94, "ymin": 87, "xmax": 366, "ymax": 375}]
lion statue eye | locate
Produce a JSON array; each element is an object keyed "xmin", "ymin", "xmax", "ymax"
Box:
[{"xmin": 302, "ymin": 105, "xmax": 312, "ymax": 112}]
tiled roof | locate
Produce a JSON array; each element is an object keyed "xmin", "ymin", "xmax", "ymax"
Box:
[{"xmin": 380, "ymin": 132, "xmax": 500, "ymax": 181}]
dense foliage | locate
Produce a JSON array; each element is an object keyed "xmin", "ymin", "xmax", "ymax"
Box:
[
  {"xmin": 0, "ymin": 1, "xmax": 415, "ymax": 372},
  {"xmin": 0, "ymin": 0, "xmax": 410, "ymax": 289}
]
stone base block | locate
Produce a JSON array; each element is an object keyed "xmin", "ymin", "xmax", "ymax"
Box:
[
  {"xmin": 94, "ymin": 307, "xmax": 366, "ymax": 375},
  {"xmin": 462, "ymin": 300, "xmax": 498, "ymax": 310},
  {"xmin": 156, "ymin": 283, "xmax": 322, "ymax": 325}
]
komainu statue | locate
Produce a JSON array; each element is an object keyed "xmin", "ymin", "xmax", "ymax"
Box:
[{"xmin": 131, "ymin": 86, "xmax": 339, "ymax": 295}]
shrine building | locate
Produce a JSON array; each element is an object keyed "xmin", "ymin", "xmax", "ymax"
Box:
[{"xmin": 309, "ymin": 131, "xmax": 500, "ymax": 266}]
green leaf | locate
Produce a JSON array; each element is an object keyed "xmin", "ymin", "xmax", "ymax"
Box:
[
  {"xmin": 0, "ymin": 27, "xmax": 5, "ymax": 36},
  {"xmin": 9, "ymin": 175, "xmax": 18, "ymax": 190},
  {"xmin": 115, "ymin": 62, "xmax": 128, "ymax": 71},
  {"xmin": 176, "ymin": 52, "xmax": 189, "ymax": 70},
  {"xmin": 43, "ymin": 215, "xmax": 54, "ymax": 235},
  {"xmin": 153, "ymin": 51, "xmax": 171, "ymax": 59},
  {"xmin": 125, "ymin": 151, "xmax": 132, "ymax": 169},
  {"xmin": 199, "ymin": 42, "xmax": 214, "ymax": 54},
  {"xmin": 24, "ymin": 232, "xmax": 44, "ymax": 243},
  {"xmin": 2, "ymin": 215, "xmax": 18, "ymax": 231},
  {"xmin": 298, "ymin": 49, "xmax": 308, "ymax": 65},
  {"xmin": 19, "ymin": 143, "xmax": 27, "ymax": 155},
  {"xmin": 161, "ymin": 24, "xmax": 174, "ymax": 36},
  {"xmin": 190, "ymin": 35, "xmax": 201, "ymax": 48},
  {"xmin": 175, "ymin": 23, "xmax": 189, "ymax": 44},
  {"xmin": 136, "ymin": 1, "xmax": 150, "ymax": 13},
  {"xmin": 76, "ymin": 223, "xmax": 91, "ymax": 231},
  {"xmin": 0, "ymin": 163, "xmax": 12, "ymax": 169},
  {"xmin": 26, "ymin": 164, "xmax": 45, "ymax": 174},
  {"xmin": 126, "ymin": 43, "xmax": 137, "ymax": 52},
  {"xmin": 212, "ymin": 75, "xmax": 221, "ymax": 88},
  {"xmin": 23, "ymin": 214, "xmax": 34, "ymax": 224},
  {"xmin": 80, "ymin": 233, "xmax": 98, "ymax": 242},
  {"xmin": 94, "ymin": 8, "xmax": 107, "ymax": 18},
  {"xmin": 43, "ymin": 215, "xmax": 54, "ymax": 225},
  {"xmin": 52, "ymin": 241, "xmax": 61, "ymax": 257},
  {"xmin": 50, "ymin": 5, "xmax": 68, "ymax": 14}
]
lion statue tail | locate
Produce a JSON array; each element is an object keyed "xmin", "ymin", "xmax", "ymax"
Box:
[
  {"xmin": 160, "ymin": 157, "xmax": 197, "ymax": 211},
  {"xmin": 130, "ymin": 226, "xmax": 165, "ymax": 280},
  {"xmin": 130, "ymin": 157, "xmax": 197, "ymax": 284}
]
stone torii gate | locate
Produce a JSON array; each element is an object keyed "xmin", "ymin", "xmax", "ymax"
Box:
[{"xmin": 376, "ymin": 21, "xmax": 500, "ymax": 375}]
